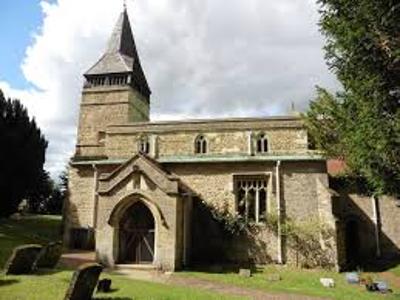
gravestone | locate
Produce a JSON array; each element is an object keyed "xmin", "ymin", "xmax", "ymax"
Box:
[
  {"xmin": 5, "ymin": 244, "xmax": 42, "ymax": 275},
  {"xmin": 64, "ymin": 263, "xmax": 103, "ymax": 300},
  {"xmin": 239, "ymin": 269, "xmax": 251, "ymax": 278},
  {"xmin": 345, "ymin": 272, "xmax": 359, "ymax": 284},
  {"xmin": 33, "ymin": 241, "xmax": 63, "ymax": 270},
  {"xmin": 320, "ymin": 278, "xmax": 335, "ymax": 288},
  {"xmin": 376, "ymin": 281, "xmax": 389, "ymax": 293},
  {"xmin": 266, "ymin": 274, "xmax": 281, "ymax": 282}
]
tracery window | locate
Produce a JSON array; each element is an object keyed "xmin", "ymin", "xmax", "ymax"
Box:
[
  {"xmin": 138, "ymin": 136, "xmax": 150, "ymax": 154},
  {"xmin": 195, "ymin": 135, "xmax": 207, "ymax": 154},
  {"xmin": 255, "ymin": 133, "xmax": 269, "ymax": 154},
  {"xmin": 235, "ymin": 176, "xmax": 268, "ymax": 223}
]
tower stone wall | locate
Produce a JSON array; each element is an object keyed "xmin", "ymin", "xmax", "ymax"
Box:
[{"xmin": 76, "ymin": 86, "xmax": 149, "ymax": 155}]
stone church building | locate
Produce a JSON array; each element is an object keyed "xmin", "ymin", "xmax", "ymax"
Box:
[{"xmin": 64, "ymin": 8, "xmax": 400, "ymax": 271}]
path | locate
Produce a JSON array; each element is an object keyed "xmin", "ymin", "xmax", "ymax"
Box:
[{"xmin": 59, "ymin": 250, "xmax": 96, "ymax": 269}]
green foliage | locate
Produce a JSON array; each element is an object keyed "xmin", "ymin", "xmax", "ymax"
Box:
[
  {"xmin": 0, "ymin": 89, "xmax": 48, "ymax": 217},
  {"xmin": 27, "ymin": 170, "xmax": 54, "ymax": 213},
  {"xmin": 304, "ymin": 87, "xmax": 346, "ymax": 157},
  {"xmin": 41, "ymin": 169, "xmax": 68, "ymax": 215},
  {"xmin": 305, "ymin": 1, "xmax": 400, "ymax": 196},
  {"xmin": 205, "ymin": 202, "xmax": 335, "ymax": 269},
  {"xmin": 26, "ymin": 166, "xmax": 67, "ymax": 215},
  {"xmin": 264, "ymin": 213, "xmax": 336, "ymax": 269},
  {"xmin": 206, "ymin": 202, "xmax": 252, "ymax": 237},
  {"xmin": 283, "ymin": 217, "xmax": 336, "ymax": 269}
]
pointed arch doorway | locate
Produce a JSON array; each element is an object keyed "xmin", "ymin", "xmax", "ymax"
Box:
[{"xmin": 119, "ymin": 201, "xmax": 155, "ymax": 264}]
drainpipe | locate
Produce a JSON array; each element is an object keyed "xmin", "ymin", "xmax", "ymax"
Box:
[
  {"xmin": 276, "ymin": 160, "xmax": 283, "ymax": 264},
  {"xmin": 372, "ymin": 195, "xmax": 381, "ymax": 258},
  {"xmin": 92, "ymin": 164, "xmax": 99, "ymax": 229}
]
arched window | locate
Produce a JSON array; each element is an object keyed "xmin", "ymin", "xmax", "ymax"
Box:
[
  {"xmin": 138, "ymin": 136, "xmax": 150, "ymax": 154},
  {"xmin": 255, "ymin": 133, "xmax": 269, "ymax": 154},
  {"xmin": 195, "ymin": 135, "xmax": 207, "ymax": 154}
]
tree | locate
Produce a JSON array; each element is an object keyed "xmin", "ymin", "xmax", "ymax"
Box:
[
  {"xmin": 45, "ymin": 169, "xmax": 68, "ymax": 215},
  {"xmin": 27, "ymin": 169, "xmax": 54, "ymax": 213},
  {"xmin": 305, "ymin": 1, "xmax": 400, "ymax": 196},
  {"xmin": 0, "ymin": 89, "xmax": 48, "ymax": 216},
  {"xmin": 27, "ymin": 168, "xmax": 67, "ymax": 215}
]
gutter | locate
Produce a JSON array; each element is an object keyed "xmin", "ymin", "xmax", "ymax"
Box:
[{"xmin": 70, "ymin": 154, "xmax": 325, "ymax": 166}]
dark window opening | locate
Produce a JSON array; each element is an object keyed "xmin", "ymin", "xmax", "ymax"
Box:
[
  {"xmin": 195, "ymin": 135, "xmax": 207, "ymax": 154},
  {"xmin": 255, "ymin": 134, "xmax": 269, "ymax": 153}
]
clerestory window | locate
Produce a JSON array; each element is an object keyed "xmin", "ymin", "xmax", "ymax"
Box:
[
  {"xmin": 255, "ymin": 133, "xmax": 269, "ymax": 154},
  {"xmin": 234, "ymin": 175, "xmax": 269, "ymax": 223},
  {"xmin": 195, "ymin": 135, "xmax": 207, "ymax": 154}
]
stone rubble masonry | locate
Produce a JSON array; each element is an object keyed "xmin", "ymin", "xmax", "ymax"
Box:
[
  {"xmin": 62, "ymin": 6, "xmax": 353, "ymax": 271},
  {"xmin": 336, "ymin": 192, "xmax": 400, "ymax": 263},
  {"xmin": 65, "ymin": 71, "xmax": 337, "ymax": 271},
  {"xmin": 67, "ymin": 166, "xmax": 95, "ymax": 229},
  {"xmin": 76, "ymin": 85, "xmax": 149, "ymax": 157},
  {"xmin": 76, "ymin": 114, "xmax": 309, "ymax": 159},
  {"xmin": 93, "ymin": 157, "xmax": 185, "ymax": 271}
]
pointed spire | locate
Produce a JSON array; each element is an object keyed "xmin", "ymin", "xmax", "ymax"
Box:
[
  {"xmin": 85, "ymin": 6, "xmax": 151, "ymax": 98},
  {"xmin": 106, "ymin": 9, "xmax": 136, "ymax": 57}
]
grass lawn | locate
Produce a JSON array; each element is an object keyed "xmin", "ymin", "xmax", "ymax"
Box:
[
  {"xmin": 0, "ymin": 215, "xmax": 245, "ymax": 300},
  {"xmin": 391, "ymin": 265, "xmax": 400, "ymax": 277},
  {"xmin": 0, "ymin": 270, "xmax": 245, "ymax": 300},
  {"xmin": 3, "ymin": 215, "xmax": 400, "ymax": 300},
  {"xmin": 0, "ymin": 215, "xmax": 62, "ymax": 267},
  {"xmin": 177, "ymin": 265, "xmax": 400, "ymax": 300}
]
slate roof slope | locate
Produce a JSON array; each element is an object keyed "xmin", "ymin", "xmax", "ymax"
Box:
[{"xmin": 84, "ymin": 8, "xmax": 151, "ymax": 96}]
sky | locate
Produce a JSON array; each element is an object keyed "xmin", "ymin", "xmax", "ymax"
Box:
[{"xmin": 0, "ymin": 0, "xmax": 339, "ymax": 178}]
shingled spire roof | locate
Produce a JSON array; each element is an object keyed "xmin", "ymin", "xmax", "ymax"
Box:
[{"xmin": 84, "ymin": 8, "xmax": 151, "ymax": 98}]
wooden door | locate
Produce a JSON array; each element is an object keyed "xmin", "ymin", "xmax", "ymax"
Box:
[{"xmin": 119, "ymin": 202, "xmax": 155, "ymax": 264}]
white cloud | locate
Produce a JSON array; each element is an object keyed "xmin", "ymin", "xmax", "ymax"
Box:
[{"xmin": 1, "ymin": 0, "xmax": 338, "ymax": 178}]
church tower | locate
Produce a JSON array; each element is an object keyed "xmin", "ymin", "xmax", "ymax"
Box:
[{"xmin": 76, "ymin": 7, "xmax": 151, "ymax": 153}]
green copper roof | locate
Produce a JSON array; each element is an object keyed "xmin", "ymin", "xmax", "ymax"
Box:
[
  {"xmin": 71, "ymin": 153, "xmax": 325, "ymax": 166},
  {"xmin": 158, "ymin": 154, "xmax": 325, "ymax": 163}
]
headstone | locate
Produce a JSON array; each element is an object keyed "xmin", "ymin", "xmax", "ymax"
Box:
[
  {"xmin": 5, "ymin": 244, "xmax": 42, "ymax": 275},
  {"xmin": 345, "ymin": 272, "xmax": 359, "ymax": 284},
  {"xmin": 33, "ymin": 241, "xmax": 63, "ymax": 270},
  {"xmin": 239, "ymin": 269, "xmax": 251, "ymax": 278},
  {"xmin": 97, "ymin": 279, "xmax": 112, "ymax": 293},
  {"xmin": 267, "ymin": 274, "xmax": 281, "ymax": 282},
  {"xmin": 320, "ymin": 278, "xmax": 335, "ymax": 288},
  {"xmin": 376, "ymin": 281, "xmax": 389, "ymax": 293},
  {"xmin": 64, "ymin": 263, "xmax": 103, "ymax": 300}
]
